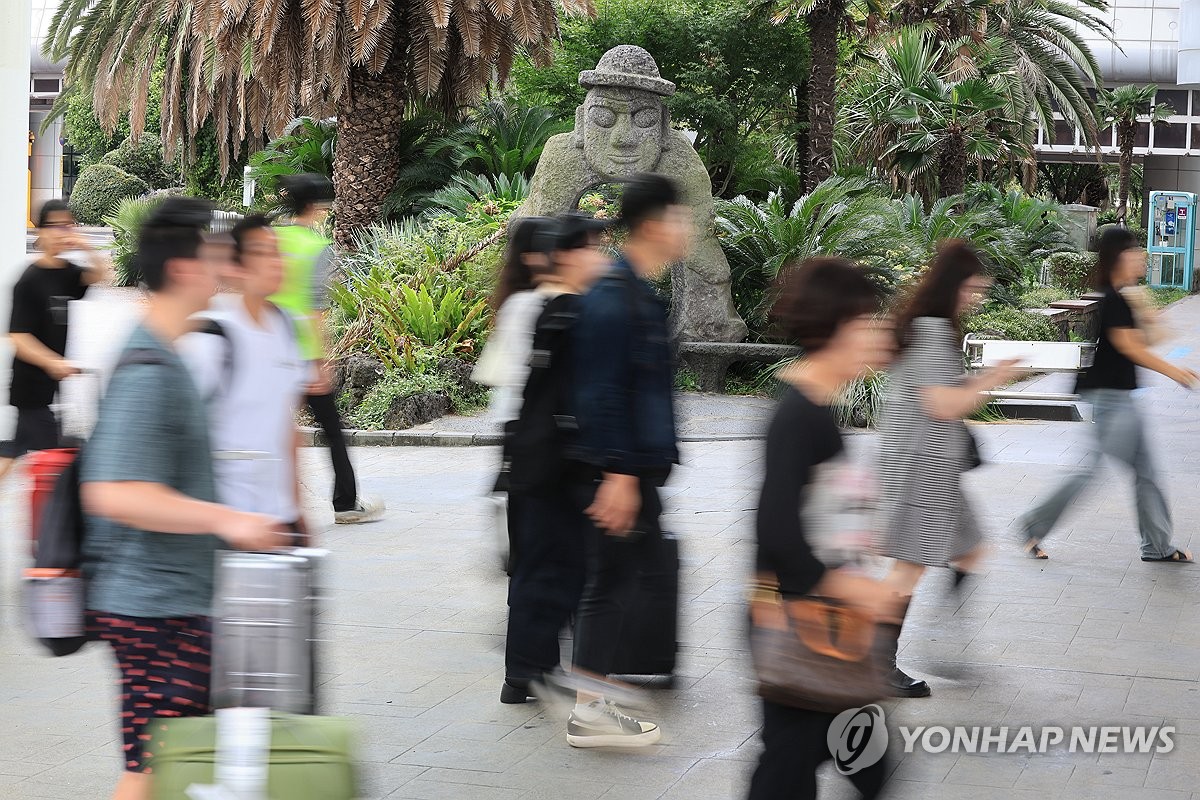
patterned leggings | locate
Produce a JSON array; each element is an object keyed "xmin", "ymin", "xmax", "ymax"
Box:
[{"xmin": 87, "ymin": 612, "xmax": 212, "ymax": 773}]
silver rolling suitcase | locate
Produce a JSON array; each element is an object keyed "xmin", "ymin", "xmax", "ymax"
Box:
[{"xmin": 211, "ymin": 548, "xmax": 326, "ymax": 714}]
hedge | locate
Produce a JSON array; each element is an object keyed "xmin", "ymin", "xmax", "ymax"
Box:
[
  {"xmin": 70, "ymin": 164, "xmax": 150, "ymax": 225},
  {"xmin": 963, "ymin": 307, "xmax": 1058, "ymax": 342},
  {"xmin": 99, "ymin": 134, "xmax": 178, "ymax": 190},
  {"xmin": 1043, "ymin": 252, "xmax": 1096, "ymax": 294}
]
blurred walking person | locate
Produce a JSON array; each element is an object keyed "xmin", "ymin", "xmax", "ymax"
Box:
[
  {"xmin": 472, "ymin": 217, "xmax": 554, "ymax": 424},
  {"xmin": 500, "ymin": 214, "xmax": 610, "ymax": 704},
  {"xmin": 876, "ymin": 241, "xmax": 1021, "ymax": 697},
  {"xmin": 472, "ymin": 217, "xmax": 553, "ymax": 572},
  {"xmin": 1018, "ymin": 227, "xmax": 1196, "ymax": 562},
  {"xmin": 0, "ymin": 200, "xmax": 108, "ymax": 482},
  {"xmin": 81, "ymin": 199, "xmax": 286, "ymax": 800},
  {"xmin": 272, "ymin": 174, "xmax": 383, "ymax": 524},
  {"xmin": 747, "ymin": 258, "xmax": 897, "ymax": 800},
  {"xmin": 562, "ymin": 174, "xmax": 687, "ymax": 747},
  {"xmin": 178, "ymin": 214, "xmax": 311, "ymax": 536}
]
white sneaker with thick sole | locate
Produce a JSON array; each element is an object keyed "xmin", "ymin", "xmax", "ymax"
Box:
[
  {"xmin": 334, "ymin": 497, "xmax": 386, "ymax": 525},
  {"xmin": 566, "ymin": 700, "xmax": 661, "ymax": 748}
]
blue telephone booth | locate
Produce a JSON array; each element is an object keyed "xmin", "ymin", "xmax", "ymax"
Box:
[{"xmin": 1146, "ymin": 191, "xmax": 1196, "ymax": 289}]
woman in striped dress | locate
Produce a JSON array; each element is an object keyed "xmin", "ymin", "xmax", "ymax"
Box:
[{"xmin": 876, "ymin": 241, "xmax": 1021, "ymax": 698}]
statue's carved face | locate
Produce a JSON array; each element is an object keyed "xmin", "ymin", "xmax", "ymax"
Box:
[{"xmin": 582, "ymin": 88, "xmax": 665, "ymax": 178}]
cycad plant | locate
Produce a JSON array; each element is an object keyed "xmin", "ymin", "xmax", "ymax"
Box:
[
  {"xmin": 716, "ymin": 177, "xmax": 905, "ymax": 333},
  {"xmin": 963, "ymin": 183, "xmax": 1074, "ymax": 265},
  {"xmin": 427, "ymin": 174, "xmax": 532, "ymax": 222},
  {"xmin": 104, "ymin": 195, "xmax": 163, "ymax": 287},
  {"xmin": 1097, "ymin": 86, "xmax": 1175, "ymax": 225},
  {"xmin": 428, "ymin": 99, "xmax": 571, "ymax": 181},
  {"xmin": 46, "ymin": 0, "xmax": 592, "ymax": 247}
]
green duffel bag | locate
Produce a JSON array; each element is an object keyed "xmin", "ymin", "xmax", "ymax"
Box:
[{"xmin": 148, "ymin": 713, "xmax": 357, "ymax": 799}]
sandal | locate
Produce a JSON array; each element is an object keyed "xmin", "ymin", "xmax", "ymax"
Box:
[
  {"xmin": 1141, "ymin": 549, "xmax": 1194, "ymax": 564},
  {"xmin": 1022, "ymin": 539, "xmax": 1049, "ymax": 560}
]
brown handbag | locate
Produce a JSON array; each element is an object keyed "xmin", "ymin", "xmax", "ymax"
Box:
[{"xmin": 748, "ymin": 575, "xmax": 890, "ymax": 712}]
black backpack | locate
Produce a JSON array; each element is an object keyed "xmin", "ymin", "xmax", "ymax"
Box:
[
  {"xmin": 502, "ymin": 294, "xmax": 581, "ymax": 493},
  {"xmin": 24, "ymin": 348, "xmax": 168, "ymax": 656}
]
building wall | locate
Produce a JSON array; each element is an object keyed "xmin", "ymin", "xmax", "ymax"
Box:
[{"xmin": 29, "ymin": 111, "xmax": 62, "ymax": 217}]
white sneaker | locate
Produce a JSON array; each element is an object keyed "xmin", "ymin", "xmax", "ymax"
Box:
[
  {"xmin": 334, "ymin": 497, "xmax": 386, "ymax": 525},
  {"xmin": 566, "ymin": 700, "xmax": 661, "ymax": 748}
]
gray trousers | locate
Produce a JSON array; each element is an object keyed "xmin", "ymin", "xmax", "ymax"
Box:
[{"xmin": 1020, "ymin": 389, "xmax": 1175, "ymax": 558}]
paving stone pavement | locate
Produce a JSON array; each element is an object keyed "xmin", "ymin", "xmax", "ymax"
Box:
[{"xmin": 2, "ymin": 297, "xmax": 1200, "ymax": 798}]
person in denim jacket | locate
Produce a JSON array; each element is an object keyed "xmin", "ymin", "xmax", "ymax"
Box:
[{"xmin": 562, "ymin": 174, "xmax": 691, "ymax": 748}]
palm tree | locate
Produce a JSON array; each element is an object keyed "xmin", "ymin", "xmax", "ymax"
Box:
[
  {"xmin": 887, "ymin": 0, "xmax": 1111, "ymax": 151},
  {"xmin": 772, "ymin": 0, "xmax": 885, "ymax": 191},
  {"xmin": 844, "ymin": 28, "xmax": 1025, "ymax": 197},
  {"xmin": 1097, "ymin": 85, "xmax": 1174, "ymax": 225},
  {"xmin": 47, "ymin": 0, "xmax": 590, "ymax": 247}
]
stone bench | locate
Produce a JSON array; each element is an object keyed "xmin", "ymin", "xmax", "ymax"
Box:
[{"xmin": 678, "ymin": 342, "xmax": 800, "ymax": 393}]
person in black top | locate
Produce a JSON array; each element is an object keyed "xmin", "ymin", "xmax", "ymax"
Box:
[
  {"xmin": 0, "ymin": 200, "xmax": 107, "ymax": 480},
  {"xmin": 748, "ymin": 257, "xmax": 898, "ymax": 800},
  {"xmin": 1018, "ymin": 227, "xmax": 1197, "ymax": 562},
  {"xmin": 499, "ymin": 214, "xmax": 610, "ymax": 705}
]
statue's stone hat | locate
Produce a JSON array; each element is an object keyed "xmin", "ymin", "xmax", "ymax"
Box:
[{"xmin": 578, "ymin": 45, "xmax": 676, "ymax": 97}]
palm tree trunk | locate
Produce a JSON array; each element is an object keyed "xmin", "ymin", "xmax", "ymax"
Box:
[
  {"xmin": 938, "ymin": 132, "xmax": 967, "ymax": 198},
  {"xmin": 794, "ymin": 79, "xmax": 809, "ymax": 188},
  {"xmin": 1117, "ymin": 125, "xmax": 1133, "ymax": 225},
  {"xmin": 333, "ymin": 57, "xmax": 409, "ymax": 249},
  {"xmin": 805, "ymin": 0, "xmax": 844, "ymax": 191}
]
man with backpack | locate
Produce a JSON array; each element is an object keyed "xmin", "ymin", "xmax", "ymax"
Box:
[
  {"xmin": 272, "ymin": 174, "xmax": 383, "ymax": 525},
  {"xmin": 80, "ymin": 198, "xmax": 285, "ymax": 800},
  {"xmin": 178, "ymin": 214, "xmax": 311, "ymax": 535},
  {"xmin": 562, "ymin": 174, "xmax": 691, "ymax": 748}
]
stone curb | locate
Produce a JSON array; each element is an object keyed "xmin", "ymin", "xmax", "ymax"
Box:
[{"xmin": 298, "ymin": 426, "xmax": 772, "ymax": 447}]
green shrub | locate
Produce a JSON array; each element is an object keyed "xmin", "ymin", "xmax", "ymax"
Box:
[
  {"xmin": 104, "ymin": 195, "xmax": 163, "ymax": 286},
  {"xmin": 963, "ymin": 307, "xmax": 1058, "ymax": 342},
  {"xmin": 100, "ymin": 134, "xmax": 178, "ymax": 190},
  {"xmin": 1043, "ymin": 252, "xmax": 1096, "ymax": 293},
  {"xmin": 345, "ymin": 370, "xmax": 487, "ymax": 430},
  {"xmin": 70, "ymin": 164, "xmax": 150, "ymax": 225},
  {"xmin": 1019, "ymin": 286, "xmax": 1075, "ymax": 309}
]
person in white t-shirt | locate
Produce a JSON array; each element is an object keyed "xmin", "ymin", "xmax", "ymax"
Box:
[{"xmin": 178, "ymin": 214, "xmax": 312, "ymax": 536}]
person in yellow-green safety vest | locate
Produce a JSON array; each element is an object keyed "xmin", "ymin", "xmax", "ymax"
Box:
[{"xmin": 273, "ymin": 174, "xmax": 384, "ymax": 524}]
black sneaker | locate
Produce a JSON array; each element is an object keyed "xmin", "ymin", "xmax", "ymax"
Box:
[{"xmin": 566, "ymin": 700, "xmax": 661, "ymax": 748}]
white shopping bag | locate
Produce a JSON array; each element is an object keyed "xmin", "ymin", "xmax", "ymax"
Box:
[{"xmin": 60, "ymin": 290, "xmax": 146, "ymax": 439}]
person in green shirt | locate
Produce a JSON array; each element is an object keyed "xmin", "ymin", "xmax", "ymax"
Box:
[{"xmin": 273, "ymin": 174, "xmax": 383, "ymax": 524}]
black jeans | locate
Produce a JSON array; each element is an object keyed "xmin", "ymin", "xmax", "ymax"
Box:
[
  {"xmin": 306, "ymin": 392, "xmax": 357, "ymax": 513},
  {"xmin": 570, "ymin": 476, "xmax": 664, "ymax": 677},
  {"xmin": 748, "ymin": 700, "xmax": 889, "ymax": 800},
  {"xmin": 504, "ymin": 488, "xmax": 588, "ymax": 682}
]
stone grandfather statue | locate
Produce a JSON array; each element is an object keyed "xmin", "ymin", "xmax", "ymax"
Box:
[{"xmin": 518, "ymin": 45, "xmax": 747, "ymax": 343}]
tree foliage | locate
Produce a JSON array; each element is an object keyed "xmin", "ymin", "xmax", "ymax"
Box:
[{"xmin": 509, "ymin": 0, "xmax": 809, "ymax": 196}]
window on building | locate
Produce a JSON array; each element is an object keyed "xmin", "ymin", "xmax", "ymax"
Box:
[
  {"xmin": 31, "ymin": 78, "xmax": 61, "ymax": 94},
  {"xmin": 1134, "ymin": 123, "xmax": 1150, "ymax": 148},
  {"xmin": 1053, "ymin": 120, "xmax": 1075, "ymax": 146},
  {"xmin": 1154, "ymin": 121, "xmax": 1187, "ymax": 149},
  {"xmin": 1155, "ymin": 89, "xmax": 1189, "ymax": 115}
]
